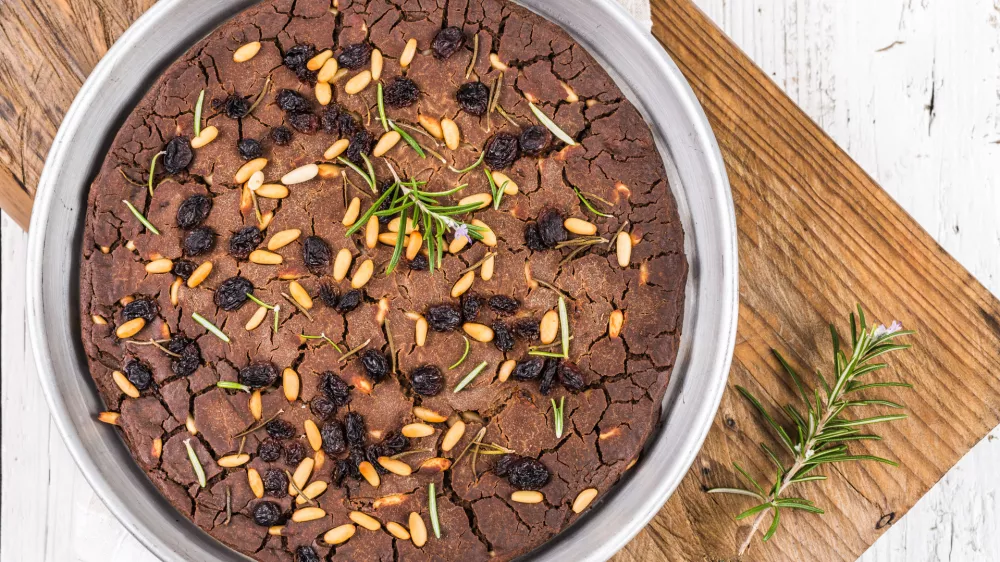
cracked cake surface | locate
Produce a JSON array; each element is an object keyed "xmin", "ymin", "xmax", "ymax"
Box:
[{"xmin": 78, "ymin": 0, "xmax": 686, "ymax": 560}]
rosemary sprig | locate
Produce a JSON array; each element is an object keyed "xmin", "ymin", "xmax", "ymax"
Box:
[
  {"xmin": 338, "ymin": 156, "xmax": 377, "ymax": 192},
  {"xmin": 708, "ymin": 306, "xmax": 913, "ymax": 553},
  {"xmin": 551, "ymin": 397, "xmax": 566, "ymax": 438},
  {"xmin": 122, "ymin": 200, "xmax": 160, "ymax": 235}
]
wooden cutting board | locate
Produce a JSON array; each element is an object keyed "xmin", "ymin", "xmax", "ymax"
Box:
[{"xmin": 3, "ymin": 1, "xmax": 1000, "ymax": 560}]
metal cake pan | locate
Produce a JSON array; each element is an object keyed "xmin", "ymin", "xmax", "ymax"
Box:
[{"xmin": 26, "ymin": 0, "xmax": 738, "ymax": 559}]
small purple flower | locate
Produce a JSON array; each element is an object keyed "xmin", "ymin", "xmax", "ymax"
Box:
[
  {"xmin": 453, "ymin": 224, "xmax": 471, "ymax": 243},
  {"xmin": 873, "ymin": 320, "xmax": 903, "ymax": 339}
]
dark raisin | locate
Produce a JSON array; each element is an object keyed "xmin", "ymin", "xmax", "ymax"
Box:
[
  {"xmin": 345, "ymin": 130, "xmax": 374, "ymax": 164},
  {"xmin": 336, "ymin": 289, "xmax": 362, "ymax": 312},
  {"xmin": 337, "ymin": 43, "xmax": 372, "ymax": 70},
  {"xmin": 288, "ymin": 112, "xmax": 319, "ymax": 134},
  {"xmin": 360, "ymin": 349, "xmax": 390, "ymax": 383},
  {"xmin": 239, "ymin": 361, "xmax": 278, "ymax": 388},
  {"xmin": 511, "ymin": 318, "xmax": 540, "ymax": 341},
  {"xmin": 506, "ymin": 457, "xmax": 551, "ymax": 490},
  {"xmin": 276, "ymin": 89, "xmax": 311, "ymax": 113},
  {"xmin": 265, "ymin": 418, "xmax": 296, "ymax": 440},
  {"xmin": 456, "ymin": 82, "xmax": 490, "ymax": 116},
  {"xmin": 163, "ymin": 137, "xmax": 193, "ymax": 174},
  {"xmin": 319, "ymin": 371, "xmax": 352, "ymax": 406},
  {"xmin": 183, "ymin": 226, "xmax": 216, "ymax": 256},
  {"xmin": 493, "ymin": 454, "xmax": 521, "ymax": 477},
  {"xmin": 366, "ymin": 443, "xmax": 389, "ymax": 474},
  {"xmin": 432, "ymin": 27, "xmax": 466, "ymax": 59},
  {"xmin": 296, "ymin": 546, "xmax": 321, "ymax": 562},
  {"xmin": 237, "ymin": 138, "xmax": 263, "ymax": 160},
  {"xmin": 488, "ymin": 295, "xmax": 520, "ymax": 315},
  {"xmin": 252, "ymin": 501, "xmax": 284, "ymax": 526},
  {"xmin": 167, "ymin": 335, "xmax": 201, "ymax": 377},
  {"xmin": 519, "ymin": 125, "xmax": 551, "ymax": 156},
  {"xmin": 347, "ymin": 447, "xmax": 365, "ymax": 479},
  {"xmin": 410, "ymin": 365, "xmax": 444, "ymax": 396},
  {"xmin": 262, "ymin": 468, "xmax": 288, "ymax": 496},
  {"xmin": 121, "ymin": 298, "xmax": 158, "ymax": 322},
  {"xmin": 310, "ymin": 396, "xmax": 337, "ymax": 421},
  {"xmin": 539, "ymin": 359, "xmax": 558, "ymax": 395},
  {"xmin": 558, "ymin": 360, "xmax": 586, "ymax": 392},
  {"xmin": 302, "ymin": 236, "xmax": 332, "ymax": 275},
  {"xmin": 460, "ymin": 293, "xmax": 482, "ymax": 323},
  {"xmin": 382, "ymin": 431, "xmax": 409, "ymax": 455},
  {"xmin": 345, "ymin": 412, "xmax": 367, "ymax": 448},
  {"xmin": 214, "ymin": 276, "xmax": 254, "ymax": 311},
  {"xmin": 333, "ymin": 459, "xmax": 352, "ymax": 485},
  {"xmin": 320, "ymin": 105, "xmax": 342, "ymax": 135},
  {"xmin": 537, "ymin": 207, "xmax": 568, "ymax": 248},
  {"xmin": 285, "ymin": 441, "xmax": 308, "ymax": 465},
  {"xmin": 426, "ymin": 304, "xmax": 462, "ymax": 332},
  {"xmin": 492, "ymin": 321, "xmax": 515, "ymax": 353},
  {"xmin": 172, "ymin": 259, "xmax": 197, "ymax": 280},
  {"xmin": 383, "ymin": 77, "xmax": 420, "ymax": 108},
  {"xmin": 317, "ymin": 282, "xmax": 339, "ymax": 308},
  {"xmin": 512, "ymin": 358, "xmax": 544, "ymax": 381},
  {"xmin": 123, "ymin": 359, "xmax": 153, "ymax": 391},
  {"xmin": 483, "ymin": 132, "xmax": 520, "ymax": 169},
  {"xmin": 337, "ymin": 112, "xmax": 360, "ymax": 137},
  {"xmin": 283, "ymin": 44, "xmax": 315, "ymax": 73},
  {"xmin": 270, "ymin": 126, "xmax": 293, "ymax": 145},
  {"xmin": 176, "ymin": 194, "xmax": 212, "ymax": 229},
  {"xmin": 228, "ymin": 226, "xmax": 263, "ymax": 260},
  {"xmin": 224, "ymin": 95, "xmax": 251, "ymax": 119},
  {"xmin": 321, "ymin": 421, "xmax": 347, "ymax": 454},
  {"xmin": 408, "ymin": 255, "xmax": 429, "ymax": 271},
  {"xmin": 257, "ymin": 438, "xmax": 283, "ymax": 462},
  {"xmin": 524, "ymin": 223, "xmax": 546, "ymax": 251}
]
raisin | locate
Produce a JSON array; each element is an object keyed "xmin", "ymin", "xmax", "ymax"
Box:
[
  {"xmin": 310, "ymin": 396, "xmax": 337, "ymax": 421},
  {"xmin": 558, "ymin": 360, "xmax": 586, "ymax": 392},
  {"xmin": 257, "ymin": 438, "xmax": 283, "ymax": 462},
  {"xmin": 183, "ymin": 226, "xmax": 216, "ymax": 256},
  {"xmin": 262, "ymin": 468, "xmax": 288, "ymax": 496},
  {"xmin": 506, "ymin": 457, "xmax": 551, "ymax": 490},
  {"xmin": 283, "ymin": 44, "xmax": 316, "ymax": 73},
  {"xmin": 408, "ymin": 255, "xmax": 429, "ymax": 271},
  {"xmin": 265, "ymin": 418, "xmax": 296, "ymax": 440},
  {"xmin": 239, "ymin": 361, "xmax": 278, "ymax": 388},
  {"xmin": 345, "ymin": 130, "xmax": 374, "ymax": 164},
  {"xmin": 483, "ymin": 132, "xmax": 520, "ymax": 169},
  {"xmin": 360, "ymin": 349, "xmax": 390, "ymax": 383},
  {"xmin": 252, "ymin": 501, "xmax": 283, "ymax": 526},
  {"xmin": 366, "ymin": 443, "xmax": 388, "ymax": 474},
  {"xmin": 302, "ymin": 236, "xmax": 332, "ymax": 275},
  {"xmin": 285, "ymin": 441, "xmax": 308, "ymax": 465},
  {"xmin": 537, "ymin": 207, "xmax": 568, "ymax": 248},
  {"xmin": 456, "ymin": 82, "xmax": 490, "ymax": 116},
  {"xmin": 460, "ymin": 293, "xmax": 482, "ymax": 323},
  {"xmin": 288, "ymin": 112, "xmax": 319, "ymax": 134},
  {"xmin": 347, "ymin": 447, "xmax": 365, "ymax": 479},
  {"xmin": 345, "ymin": 412, "xmax": 367, "ymax": 448},
  {"xmin": 320, "ymin": 105, "xmax": 341, "ymax": 135},
  {"xmin": 493, "ymin": 454, "xmax": 520, "ymax": 477},
  {"xmin": 176, "ymin": 194, "xmax": 212, "ymax": 229},
  {"xmin": 121, "ymin": 298, "xmax": 158, "ymax": 322},
  {"xmin": 167, "ymin": 335, "xmax": 201, "ymax": 377},
  {"xmin": 321, "ymin": 421, "xmax": 347, "ymax": 454},
  {"xmin": 237, "ymin": 138, "xmax": 263, "ymax": 160},
  {"xmin": 337, "ymin": 112, "xmax": 360, "ymax": 138},
  {"xmin": 163, "ymin": 137, "xmax": 193, "ymax": 174},
  {"xmin": 524, "ymin": 223, "xmax": 546, "ymax": 251},
  {"xmin": 426, "ymin": 304, "xmax": 462, "ymax": 332},
  {"xmin": 488, "ymin": 295, "xmax": 520, "ymax": 315},
  {"xmin": 336, "ymin": 289, "xmax": 362, "ymax": 312},
  {"xmin": 224, "ymin": 95, "xmax": 251, "ymax": 119},
  {"xmin": 172, "ymin": 259, "xmax": 196, "ymax": 280},
  {"xmin": 296, "ymin": 546, "xmax": 321, "ymax": 562},
  {"xmin": 519, "ymin": 125, "xmax": 551, "ymax": 156},
  {"xmin": 333, "ymin": 459, "xmax": 351, "ymax": 486},
  {"xmin": 432, "ymin": 27, "xmax": 466, "ymax": 59},
  {"xmin": 276, "ymin": 89, "xmax": 310, "ymax": 113},
  {"xmin": 318, "ymin": 282, "xmax": 339, "ymax": 308},
  {"xmin": 319, "ymin": 371, "xmax": 352, "ymax": 407},
  {"xmin": 123, "ymin": 359, "xmax": 153, "ymax": 391},
  {"xmin": 539, "ymin": 359, "xmax": 558, "ymax": 395},
  {"xmin": 512, "ymin": 358, "xmax": 544, "ymax": 381},
  {"xmin": 492, "ymin": 321, "xmax": 515, "ymax": 353},
  {"xmin": 383, "ymin": 77, "xmax": 420, "ymax": 108},
  {"xmin": 511, "ymin": 318, "xmax": 540, "ymax": 341},
  {"xmin": 410, "ymin": 365, "xmax": 444, "ymax": 396},
  {"xmin": 337, "ymin": 43, "xmax": 372, "ymax": 70},
  {"xmin": 382, "ymin": 431, "xmax": 409, "ymax": 455},
  {"xmin": 214, "ymin": 276, "xmax": 254, "ymax": 311},
  {"xmin": 270, "ymin": 126, "xmax": 293, "ymax": 145},
  {"xmin": 228, "ymin": 226, "xmax": 263, "ymax": 260}
]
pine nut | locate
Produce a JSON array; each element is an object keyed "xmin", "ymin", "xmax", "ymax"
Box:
[
  {"xmin": 289, "ymin": 458, "xmax": 314, "ymax": 495},
  {"xmin": 112, "ymin": 370, "xmax": 140, "ymax": 398},
  {"xmin": 289, "ymin": 280, "xmax": 313, "ymax": 309},
  {"xmin": 463, "ymin": 322, "xmax": 494, "ymax": 343},
  {"xmin": 120, "ymin": 296, "xmax": 135, "ymax": 306},
  {"xmin": 318, "ymin": 163, "xmax": 341, "ymax": 179},
  {"xmin": 233, "ymin": 41, "xmax": 261, "ymax": 62},
  {"xmin": 564, "ymin": 217, "xmax": 597, "ymax": 236},
  {"xmin": 572, "ymin": 488, "xmax": 599, "ymax": 513},
  {"xmin": 386, "ymin": 521, "xmax": 411, "ymax": 540},
  {"xmin": 333, "ymin": 249, "xmax": 353, "ymax": 281},
  {"xmin": 498, "ymin": 360, "xmax": 516, "ymax": 383},
  {"xmin": 418, "ymin": 114, "xmax": 444, "ymax": 139},
  {"xmin": 245, "ymin": 306, "xmax": 267, "ymax": 331},
  {"xmin": 247, "ymin": 170, "xmax": 265, "ymax": 192},
  {"xmin": 489, "ymin": 53, "xmax": 508, "ymax": 70},
  {"xmin": 616, "ymin": 231, "xmax": 632, "ymax": 267},
  {"xmin": 296, "ymin": 481, "xmax": 328, "ymax": 504},
  {"xmin": 491, "ymin": 171, "xmax": 518, "ymax": 195},
  {"xmin": 116, "ymin": 318, "xmax": 145, "ymax": 339},
  {"xmin": 359, "ymin": 461, "xmax": 380, "ymax": 487},
  {"xmin": 449, "ymin": 236, "xmax": 468, "ymax": 254},
  {"xmin": 471, "ymin": 220, "xmax": 496, "ymax": 246},
  {"xmin": 249, "ymin": 389, "xmax": 263, "ymax": 420},
  {"xmin": 235, "ymin": 158, "xmax": 267, "ymax": 183},
  {"xmin": 608, "ymin": 310, "xmax": 624, "ymax": 338},
  {"xmin": 125, "ymin": 240, "xmax": 136, "ymax": 251},
  {"xmin": 342, "ymin": 197, "xmax": 361, "ymax": 226},
  {"xmin": 268, "ymin": 526, "xmax": 284, "ymax": 536},
  {"xmin": 249, "ymin": 250, "xmax": 283, "ymax": 265},
  {"xmin": 561, "ymin": 81, "xmax": 579, "ymax": 103},
  {"xmin": 151, "ymin": 438, "xmax": 163, "ymax": 458},
  {"xmin": 418, "ymin": 457, "xmax": 452, "ymax": 473},
  {"xmin": 400, "ymin": 38, "xmax": 418, "ymax": 68},
  {"xmin": 511, "ymin": 491, "xmax": 544, "ymax": 504},
  {"xmin": 388, "ymin": 216, "xmax": 418, "ymax": 234},
  {"xmin": 282, "ymin": 164, "xmax": 319, "ymax": 185},
  {"xmin": 316, "ymin": 81, "xmax": 332, "ymax": 105},
  {"xmin": 283, "ymin": 368, "xmax": 300, "ymax": 401},
  {"xmin": 315, "ymin": 449, "xmax": 328, "ymax": 469},
  {"xmin": 318, "ymin": 58, "xmax": 339, "ymax": 82},
  {"xmin": 365, "ymin": 215, "xmax": 379, "ymax": 249},
  {"xmin": 351, "ymin": 259, "xmax": 374, "ymax": 289},
  {"xmin": 145, "ymin": 258, "xmax": 173, "ymax": 273},
  {"xmin": 187, "ymin": 261, "xmax": 212, "ymax": 287},
  {"xmin": 346, "ymin": 511, "xmax": 380, "ymax": 531},
  {"xmin": 441, "ymin": 118, "xmax": 461, "ymax": 150},
  {"xmin": 240, "ymin": 185, "xmax": 253, "ymax": 212},
  {"xmin": 325, "ymin": 138, "xmax": 350, "ymax": 160},
  {"xmin": 324, "ymin": 524, "xmax": 356, "ymax": 545},
  {"xmin": 267, "ymin": 229, "xmax": 301, "ymax": 251},
  {"xmin": 217, "ymin": 454, "xmax": 251, "ymax": 468},
  {"xmin": 373, "ymin": 131, "xmax": 402, "ymax": 157},
  {"xmin": 255, "ymin": 184, "xmax": 290, "ymax": 199},
  {"xmin": 307, "ymin": 49, "xmax": 333, "ymax": 71},
  {"xmin": 401, "ymin": 423, "xmax": 435, "ymax": 438},
  {"xmin": 92, "ymin": 315, "xmax": 108, "ymax": 325},
  {"xmin": 305, "ymin": 419, "xmax": 322, "ymax": 451},
  {"xmin": 186, "ymin": 414, "xmax": 197, "ymax": 435},
  {"xmin": 371, "ymin": 48, "xmax": 384, "ymax": 80},
  {"xmin": 170, "ymin": 277, "xmax": 182, "ymax": 306},
  {"xmin": 373, "ymin": 494, "xmax": 406, "ymax": 509},
  {"xmin": 540, "ymin": 310, "xmax": 559, "ymax": 344},
  {"xmin": 378, "ymin": 232, "xmax": 407, "ymax": 247},
  {"xmin": 292, "ymin": 507, "xmax": 326, "ymax": 522},
  {"xmin": 458, "ymin": 192, "xmax": 491, "ymax": 209},
  {"xmin": 481, "ymin": 253, "xmax": 495, "ymax": 281},
  {"xmin": 376, "ymin": 297, "xmax": 390, "ymax": 325},
  {"xmin": 345, "ymin": 70, "xmax": 372, "ymax": 95},
  {"xmin": 98, "ymin": 411, "xmax": 120, "ymax": 425},
  {"xmin": 451, "ymin": 271, "xmax": 475, "ymax": 298},
  {"xmin": 378, "ymin": 456, "xmax": 413, "ymax": 476},
  {"xmin": 413, "ymin": 407, "xmax": 448, "ymax": 423},
  {"xmin": 332, "ymin": 68, "xmax": 350, "ymax": 83},
  {"xmin": 415, "ymin": 316, "xmax": 428, "ymax": 347},
  {"xmin": 248, "ymin": 467, "xmax": 264, "ymax": 498},
  {"xmin": 441, "ymin": 420, "xmax": 466, "ymax": 452},
  {"xmin": 191, "ymin": 126, "xmax": 219, "ymax": 149},
  {"xmin": 409, "ymin": 513, "xmax": 427, "ymax": 547},
  {"xmin": 405, "ymin": 231, "xmax": 423, "ymax": 260}
]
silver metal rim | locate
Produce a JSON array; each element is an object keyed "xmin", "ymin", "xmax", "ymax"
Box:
[{"xmin": 27, "ymin": 1, "xmax": 737, "ymax": 560}]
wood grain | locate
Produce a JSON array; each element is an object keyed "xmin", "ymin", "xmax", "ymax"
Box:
[{"xmin": 2, "ymin": 0, "xmax": 1000, "ymax": 561}]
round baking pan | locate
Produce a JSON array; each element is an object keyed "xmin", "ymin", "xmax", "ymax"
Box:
[{"xmin": 27, "ymin": 0, "xmax": 737, "ymax": 559}]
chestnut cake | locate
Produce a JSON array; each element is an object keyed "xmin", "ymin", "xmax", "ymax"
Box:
[{"xmin": 79, "ymin": 0, "xmax": 686, "ymax": 560}]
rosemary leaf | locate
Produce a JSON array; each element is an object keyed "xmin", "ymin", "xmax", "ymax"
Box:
[
  {"xmin": 558, "ymin": 296, "xmax": 570, "ymax": 358},
  {"xmin": 390, "ymin": 121, "xmax": 427, "ymax": 158},
  {"xmin": 529, "ymin": 102, "xmax": 576, "ymax": 146},
  {"xmin": 429, "ymin": 483, "xmax": 441, "ymax": 538},
  {"xmin": 192, "ymin": 312, "xmax": 229, "ymax": 342},
  {"xmin": 449, "ymin": 336, "xmax": 471, "ymax": 369},
  {"xmin": 217, "ymin": 381, "xmax": 251, "ymax": 393},
  {"xmin": 193, "ymin": 89, "xmax": 205, "ymax": 138},
  {"xmin": 453, "ymin": 361, "xmax": 489, "ymax": 393},
  {"xmin": 183, "ymin": 439, "xmax": 207, "ymax": 487},
  {"xmin": 147, "ymin": 151, "xmax": 165, "ymax": 197},
  {"xmin": 122, "ymin": 200, "xmax": 160, "ymax": 235},
  {"xmin": 377, "ymin": 83, "xmax": 389, "ymax": 132}
]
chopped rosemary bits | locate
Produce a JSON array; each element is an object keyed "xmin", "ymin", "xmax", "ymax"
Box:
[
  {"xmin": 301, "ymin": 332, "xmax": 343, "ymax": 352},
  {"xmin": 390, "ymin": 121, "xmax": 426, "ymax": 158},
  {"xmin": 551, "ymin": 397, "xmax": 566, "ymax": 438},
  {"xmin": 147, "ymin": 151, "xmax": 165, "ymax": 196},
  {"xmin": 448, "ymin": 151, "xmax": 485, "ymax": 174},
  {"xmin": 183, "ymin": 438, "xmax": 207, "ymax": 487},
  {"xmin": 453, "ymin": 361, "xmax": 489, "ymax": 393},
  {"xmin": 377, "ymin": 83, "xmax": 389, "ymax": 132},
  {"xmin": 192, "ymin": 312, "xmax": 229, "ymax": 342},
  {"xmin": 429, "ymin": 483, "xmax": 441, "ymax": 539},
  {"xmin": 122, "ymin": 200, "xmax": 160, "ymax": 235},
  {"xmin": 574, "ymin": 187, "xmax": 613, "ymax": 218},
  {"xmin": 449, "ymin": 336, "xmax": 471, "ymax": 369},
  {"xmin": 558, "ymin": 296, "xmax": 570, "ymax": 358},
  {"xmin": 193, "ymin": 89, "xmax": 206, "ymax": 138},
  {"xmin": 529, "ymin": 102, "xmax": 577, "ymax": 146},
  {"xmin": 338, "ymin": 156, "xmax": 376, "ymax": 192},
  {"xmin": 338, "ymin": 338, "xmax": 372, "ymax": 363},
  {"xmin": 217, "ymin": 381, "xmax": 251, "ymax": 393}
]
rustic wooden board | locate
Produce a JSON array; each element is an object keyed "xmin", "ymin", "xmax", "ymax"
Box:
[{"xmin": 2, "ymin": 1, "xmax": 1000, "ymax": 561}]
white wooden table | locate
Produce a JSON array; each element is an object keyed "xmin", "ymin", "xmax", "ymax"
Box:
[{"xmin": 3, "ymin": 1, "xmax": 999, "ymax": 559}]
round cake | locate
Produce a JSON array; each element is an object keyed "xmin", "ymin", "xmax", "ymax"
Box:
[{"xmin": 79, "ymin": 0, "xmax": 687, "ymax": 559}]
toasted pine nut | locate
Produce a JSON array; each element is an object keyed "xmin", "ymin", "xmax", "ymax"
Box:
[
  {"xmin": 564, "ymin": 217, "xmax": 597, "ymax": 236},
  {"xmin": 112, "ymin": 370, "xmax": 140, "ymax": 398},
  {"xmin": 267, "ymin": 229, "xmax": 301, "ymax": 251},
  {"xmin": 609, "ymin": 310, "xmax": 624, "ymax": 338},
  {"xmin": 378, "ymin": 456, "xmax": 413, "ymax": 476},
  {"xmin": 98, "ymin": 411, "xmax": 120, "ymax": 425},
  {"xmin": 120, "ymin": 296, "xmax": 135, "ymax": 306},
  {"xmin": 573, "ymin": 488, "xmax": 599, "ymax": 513},
  {"xmin": 325, "ymin": 138, "xmax": 351, "ymax": 160},
  {"xmin": 256, "ymin": 184, "xmax": 290, "ymax": 199},
  {"xmin": 376, "ymin": 297, "xmax": 390, "ymax": 325},
  {"xmin": 540, "ymin": 310, "xmax": 559, "ymax": 344},
  {"xmin": 235, "ymin": 158, "xmax": 267, "ymax": 183},
  {"xmin": 412, "ymin": 407, "xmax": 448, "ymax": 423},
  {"xmin": 448, "ymin": 236, "xmax": 468, "ymax": 254},
  {"xmin": 386, "ymin": 521, "xmax": 411, "ymax": 540},
  {"xmin": 318, "ymin": 58, "xmax": 340, "ymax": 82},
  {"xmin": 441, "ymin": 420, "xmax": 466, "ymax": 452},
  {"xmin": 471, "ymin": 219, "xmax": 496, "ymax": 246},
  {"xmin": 458, "ymin": 192, "xmax": 491, "ymax": 209},
  {"xmin": 451, "ymin": 271, "xmax": 475, "ymax": 298},
  {"xmin": 342, "ymin": 197, "xmax": 361, "ymax": 226},
  {"xmin": 324, "ymin": 524, "xmax": 356, "ymax": 545},
  {"xmin": 296, "ymin": 481, "xmax": 328, "ymax": 504},
  {"xmin": 170, "ymin": 277, "xmax": 182, "ymax": 306},
  {"xmin": 463, "ymin": 322, "xmax": 494, "ymax": 343},
  {"xmin": 247, "ymin": 170, "xmax": 265, "ymax": 192},
  {"xmin": 405, "ymin": 231, "xmax": 423, "ymax": 260},
  {"xmin": 489, "ymin": 53, "xmax": 508, "ymax": 70},
  {"xmin": 249, "ymin": 389, "xmax": 263, "ymax": 420},
  {"xmin": 409, "ymin": 512, "xmax": 427, "ymax": 547},
  {"xmin": 240, "ymin": 185, "xmax": 253, "ymax": 212},
  {"xmin": 333, "ymin": 249, "xmax": 353, "ymax": 281},
  {"xmin": 145, "ymin": 258, "xmax": 173, "ymax": 274},
  {"xmin": 282, "ymin": 164, "xmax": 319, "ymax": 185},
  {"xmin": 246, "ymin": 306, "xmax": 267, "ymax": 331},
  {"xmin": 289, "ymin": 280, "xmax": 313, "ymax": 310},
  {"xmin": 414, "ymin": 316, "xmax": 428, "ymax": 347},
  {"xmin": 350, "ymin": 511, "xmax": 382, "ymax": 531},
  {"xmin": 217, "ymin": 454, "xmax": 251, "ymax": 468},
  {"xmin": 316, "ymin": 81, "xmax": 333, "ymax": 105},
  {"xmin": 481, "ymin": 253, "xmax": 495, "ymax": 281},
  {"xmin": 292, "ymin": 507, "xmax": 326, "ymax": 522},
  {"xmin": 365, "ymin": 215, "xmax": 379, "ymax": 249},
  {"xmin": 305, "ymin": 419, "xmax": 322, "ymax": 451},
  {"xmin": 125, "ymin": 240, "xmax": 136, "ymax": 251},
  {"xmin": 233, "ymin": 41, "xmax": 261, "ymax": 62},
  {"xmin": 492, "ymin": 171, "xmax": 518, "ymax": 195},
  {"xmin": 345, "ymin": 70, "xmax": 373, "ymax": 95},
  {"xmin": 351, "ymin": 259, "xmax": 374, "ymax": 289},
  {"xmin": 307, "ymin": 49, "xmax": 333, "ymax": 71},
  {"xmin": 616, "ymin": 231, "xmax": 632, "ymax": 267},
  {"xmin": 185, "ymin": 414, "xmax": 197, "ymax": 435},
  {"xmin": 371, "ymin": 48, "xmax": 384, "ymax": 80},
  {"xmin": 268, "ymin": 526, "xmax": 284, "ymax": 536},
  {"xmin": 561, "ymin": 81, "xmax": 579, "ymax": 103},
  {"xmin": 318, "ymin": 163, "xmax": 341, "ymax": 179},
  {"xmin": 418, "ymin": 457, "xmax": 452, "ymax": 473},
  {"xmin": 498, "ymin": 360, "xmax": 516, "ymax": 383},
  {"xmin": 116, "ymin": 318, "xmax": 145, "ymax": 339},
  {"xmin": 249, "ymin": 250, "xmax": 283, "ymax": 265},
  {"xmin": 511, "ymin": 490, "xmax": 544, "ymax": 504},
  {"xmin": 441, "ymin": 118, "xmax": 460, "ymax": 150},
  {"xmin": 190, "ymin": 126, "xmax": 219, "ymax": 149},
  {"xmin": 400, "ymin": 38, "xmax": 418, "ymax": 68},
  {"xmin": 417, "ymin": 114, "xmax": 443, "ymax": 139},
  {"xmin": 151, "ymin": 438, "xmax": 163, "ymax": 458},
  {"xmin": 289, "ymin": 458, "xmax": 314, "ymax": 495},
  {"xmin": 359, "ymin": 461, "xmax": 380, "ymax": 487},
  {"xmin": 92, "ymin": 315, "xmax": 108, "ymax": 325},
  {"xmin": 373, "ymin": 131, "xmax": 401, "ymax": 157},
  {"xmin": 401, "ymin": 423, "xmax": 435, "ymax": 438},
  {"xmin": 283, "ymin": 368, "xmax": 300, "ymax": 401},
  {"xmin": 247, "ymin": 467, "xmax": 265, "ymax": 498},
  {"xmin": 187, "ymin": 261, "xmax": 213, "ymax": 288}
]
